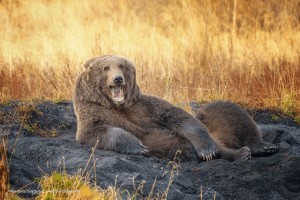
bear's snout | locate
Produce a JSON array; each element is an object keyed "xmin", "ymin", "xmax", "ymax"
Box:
[{"xmin": 113, "ymin": 75, "xmax": 124, "ymax": 85}]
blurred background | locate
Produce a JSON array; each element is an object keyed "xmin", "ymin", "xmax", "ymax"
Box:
[{"xmin": 0, "ymin": 0, "xmax": 299, "ymax": 114}]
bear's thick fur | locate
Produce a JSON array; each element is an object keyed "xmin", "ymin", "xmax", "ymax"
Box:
[
  {"xmin": 73, "ymin": 55, "xmax": 249, "ymax": 161},
  {"xmin": 191, "ymin": 100, "xmax": 279, "ymax": 156}
]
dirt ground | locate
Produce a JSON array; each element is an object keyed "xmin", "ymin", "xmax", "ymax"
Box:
[{"xmin": 1, "ymin": 101, "xmax": 299, "ymax": 199}]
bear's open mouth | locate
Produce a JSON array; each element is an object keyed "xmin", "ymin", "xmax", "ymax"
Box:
[{"xmin": 110, "ymin": 85, "xmax": 124, "ymax": 103}]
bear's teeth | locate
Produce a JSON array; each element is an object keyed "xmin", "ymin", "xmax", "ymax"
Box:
[
  {"xmin": 111, "ymin": 86, "xmax": 124, "ymax": 102},
  {"xmin": 111, "ymin": 86, "xmax": 121, "ymax": 93}
]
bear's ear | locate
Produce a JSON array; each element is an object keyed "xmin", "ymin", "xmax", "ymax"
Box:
[
  {"xmin": 83, "ymin": 62, "xmax": 90, "ymax": 69},
  {"xmin": 83, "ymin": 58, "xmax": 97, "ymax": 69},
  {"xmin": 82, "ymin": 71, "xmax": 90, "ymax": 81},
  {"xmin": 83, "ymin": 55, "xmax": 113, "ymax": 69},
  {"xmin": 128, "ymin": 63, "xmax": 138, "ymax": 82}
]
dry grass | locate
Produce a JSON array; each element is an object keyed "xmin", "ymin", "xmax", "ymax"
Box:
[
  {"xmin": 0, "ymin": 138, "xmax": 8, "ymax": 200},
  {"xmin": 35, "ymin": 171, "xmax": 120, "ymax": 200},
  {"xmin": 16, "ymin": 101, "xmax": 58, "ymax": 137},
  {"xmin": 34, "ymin": 150, "xmax": 182, "ymax": 200},
  {"xmin": 0, "ymin": 0, "xmax": 299, "ymax": 114}
]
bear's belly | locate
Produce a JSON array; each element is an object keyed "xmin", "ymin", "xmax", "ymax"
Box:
[
  {"xmin": 141, "ymin": 129, "xmax": 198, "ymax": 161},
  {"xmin": 111, "ymin": 114, "xmax": 199, "ymax": 161}
]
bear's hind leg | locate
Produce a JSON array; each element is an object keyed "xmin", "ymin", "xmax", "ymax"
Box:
[
  {"xmin": 241, "ymin": 131, "xmax": 279, "ymax": 156},
  {"xmin": 219, "ymin": 146, "xmax": 251, "ymax": 161},
  {"xmin": 250, "ymin": 141, "xmax": 279, "ymax": 156}
]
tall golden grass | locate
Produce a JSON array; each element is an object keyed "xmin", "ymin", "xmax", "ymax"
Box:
[
  {"xmin": 0, "ymin": 138, "xmax": 8, "ymax": 200},
  {"xmin": 0, "ymin": 0, "xmax": 299, "ymax": 114}
]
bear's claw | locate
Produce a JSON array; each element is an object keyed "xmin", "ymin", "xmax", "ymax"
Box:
[
  {"xmin": 238, "ymin": 146, "xmax": 251, "ymax": 161},
  {"xmin": 264, "ymin": 145, "xmax": 278, "ymax": 153},
  {"xmin": 201, "ymin": 150, "xmax": 217, "ymax": 161},
  {"xmin": 141, "ymin": 145, "xmax": 149, "ymax": 154},
  {"xmin": 251, "ymin": 142, "xmax": 279, "ymax": 156}
]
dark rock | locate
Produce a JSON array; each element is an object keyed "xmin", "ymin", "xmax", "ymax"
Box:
[{"xmin": 1, "ymin": 101, "xmax": 300, "ymax": 199}]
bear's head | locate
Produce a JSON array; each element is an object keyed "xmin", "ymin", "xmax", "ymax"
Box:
[{"xmin": 75, "ymin": 55, "xmax": 140, "ymax": 108}]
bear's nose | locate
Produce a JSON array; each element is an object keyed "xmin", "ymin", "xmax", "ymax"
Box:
[{"xmin": 113, "ymin": 75, "xmax": 123, "ymax": 84}]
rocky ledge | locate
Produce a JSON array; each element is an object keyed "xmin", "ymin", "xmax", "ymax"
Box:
[{"xmin": 0, "ymin": 101, "xmax": 300, "ymax": 199}]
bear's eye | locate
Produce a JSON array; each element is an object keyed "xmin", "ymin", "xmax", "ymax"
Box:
[
  {"xmin": 119, "ymin": 64, "xmax": 124, "ymax": 69},
  {"xmin": 103, "ymin": 66, "xmax": 110, "ymax": 71}
]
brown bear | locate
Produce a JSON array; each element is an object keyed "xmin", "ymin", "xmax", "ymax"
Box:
[
  {"xmin": 73, "ymin": 55, "xmax": 250, "ymax": 161},
  {"xmin": 190, "ymin": 100, "xmax": 279, "ymax": 157}
]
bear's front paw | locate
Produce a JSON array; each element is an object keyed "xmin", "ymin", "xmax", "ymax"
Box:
[
  {"xmin": 197, "ymin": 144, "xmax": 219, "ymax": 161},
  {"xmin": 115, "ymin": 134, "xmax": 149, "ymax": 155},
  {"xmin": 121, "ymin": 142, "xmax": 149, "ymax": 155}
]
